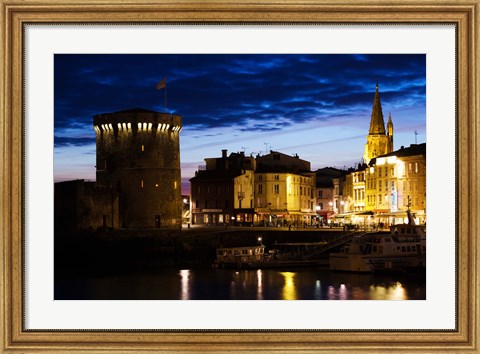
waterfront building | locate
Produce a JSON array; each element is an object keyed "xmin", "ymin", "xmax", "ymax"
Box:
[
  {"xmin": 365, "ymin": 143, "xmax": 426, "ymax": 225},
  {"xmin": 190, "ymin": 150, "xmax": 255, "ymax": 225},
  {"xmin": 254, "ymin": 151, "xmax": 316, "ymax": 226},
  {"xmin": 314, "ymin": 167, "xmax": 345, "ymax": 223},
  {"xmin": 332, "ymin": 174, "xmax": 347, "ymax": 215},
  {"xmin": 93, "ymin": 108, "xmax": 183, "ymax": 229},
  {"xmin": 363, "ymin": 84, "xmax": 394, "ymax": 164},
  {"xmin": 254, "ymin": 167, "xmax": 316, "ymax": 227},
  {"xmin": 190, "ymin": 150, "xmax": 316, "ymax": 226},
  {"xmin": 350, "ymin": 165, "xmax": 367, "ymax": 212}
]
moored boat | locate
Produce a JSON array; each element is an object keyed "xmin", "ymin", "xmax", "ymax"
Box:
[
  {"xmin": 214, "ymin": 242, "xmax": 328, "ymax": 269},
  {"xmin": 329, "ymin": 210, "xmax": 426, "ymax": 273}
]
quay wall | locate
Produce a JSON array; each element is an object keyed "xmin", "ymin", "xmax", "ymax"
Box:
[{"xmin": 55, "ymin": 229, "xmax": 344, "ymax": 278}]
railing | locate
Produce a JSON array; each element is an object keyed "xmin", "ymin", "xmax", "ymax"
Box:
[{"xmin": 303, "ymin": 231, "xmax": 368, "ymax": 260}]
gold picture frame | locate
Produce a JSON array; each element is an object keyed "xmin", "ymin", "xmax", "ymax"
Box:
[{"xmin": 1, "ymin": 0, "xmax": 478, "ymax": 352}]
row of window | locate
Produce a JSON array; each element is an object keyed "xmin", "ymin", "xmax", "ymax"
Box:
[
  {"xmin": 365, "ymin": 194, "xmax": 421, "ymax": 207},
  {"xmin": 257, "ymin": 184, "xmax": 312, "ymax": 196},
  {"xmin": 257, "ymin": 174, "xmax": 312, "ymax": 183},
  {"xmin": 194, "ymin": 200, "xmax": 255, "ymax": 209},
  {"xmin": 197, "ymin": 186, "xmax": 230, "ymax": 194},
  {"xmin": 369, "ymin": 162, "xmax": 421, "ymax": 178},
  {"xmin": 366, "ymin": 179, "xmax": 422, "ymax": 192}
]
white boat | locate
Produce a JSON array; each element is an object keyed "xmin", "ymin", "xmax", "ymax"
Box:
[{"xmin": 329, "ymin": 210, "xmax": 426, "ymax": 273}]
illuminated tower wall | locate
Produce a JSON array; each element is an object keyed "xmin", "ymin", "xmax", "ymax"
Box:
[{"xmin": 93, "ymin": 108, "xmax": 182, "ymax": 229}]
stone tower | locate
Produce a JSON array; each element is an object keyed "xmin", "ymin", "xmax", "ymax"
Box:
[
  {"xmin": 93, "ymin": 108, "xmax": 182, "ymax": 229},
  {"xmin": 363, "ymin": 84, "xmax": 394, "ymax": 164}
]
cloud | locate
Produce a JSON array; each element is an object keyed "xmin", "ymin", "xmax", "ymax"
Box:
[
  {"xmin": 54, "ymin": 54, "xmax": 426, "ymax": 181},
  {"xmin": 55, "ymin": 54, "xmax": 425, "ymax": 134},
  {"xmin": 54, "ymin": 136, "xmax": 95, "ymax": 148}
]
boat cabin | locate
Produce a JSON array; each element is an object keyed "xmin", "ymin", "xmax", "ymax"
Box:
[{"xmin": 216, "ymin": 245, "xmax": 265, "ymax": 265}]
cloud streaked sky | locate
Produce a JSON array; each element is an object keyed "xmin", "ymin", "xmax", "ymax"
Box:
[{"xmin": 54, "ymin": 54, "xmax": 426, "ymax": 194}]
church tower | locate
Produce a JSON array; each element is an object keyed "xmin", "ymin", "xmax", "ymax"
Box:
[{"xmin": 363, "ymin": 83, "xmax": 394, "ymax": 164}]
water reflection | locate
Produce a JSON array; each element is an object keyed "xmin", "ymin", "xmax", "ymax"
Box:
[
  {"xmin": 280, "ymin": 272, "xmax": 297, "ymax": 300},
  {"xmin": 55, "ymin": 267, "xmax": 425, "ymax": 300},
  {"xmin": 339, "ymin": 284, "xmax": 348, "ymax": 300},
  {"xmin": 369, "ymin": 282, "xmax": 407, "ymax": 300},
  {"xmin": 257, "ymin": 269, "xmax": 263, "ymax": 300},
  {"xmin": 179, "ymin": 269, "xmax": 190, "ymax": 300},
  {"xmin": 314, "ymin": 280, "xmax": 321, "ymax": 299}
]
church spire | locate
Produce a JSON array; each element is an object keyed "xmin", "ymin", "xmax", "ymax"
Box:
[
  {"xmin": 387, "ymin": 112, "xmax": 393, "ymax": 136},
  {"xmin": 368, "ymin": 83, "xmax": 386, "ymax": 135}
]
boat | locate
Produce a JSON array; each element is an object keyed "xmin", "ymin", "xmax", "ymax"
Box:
[
  {"xmin": 329, "ymin": 210, "xmax": 426, "ymax": 273},
  {"xmin": 214, "ymin": 242, "xmax": 328, "ymax": 269}
]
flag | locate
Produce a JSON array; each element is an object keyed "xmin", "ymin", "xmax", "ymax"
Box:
[{"xmin": 156, "ymin": 77, "xmax": 166, "ymax": 90}]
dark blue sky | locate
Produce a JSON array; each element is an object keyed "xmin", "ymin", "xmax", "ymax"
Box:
[{"xmin": 54, "ymin": 54, "xmax": 426, "ymax": 192}]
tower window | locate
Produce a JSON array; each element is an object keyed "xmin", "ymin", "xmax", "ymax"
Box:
[
  {"xmin": 141, "ymin": 145, "xmax": 145, "ymax": 152},
  {"xmin": 141, "ymin": 180, "xmax": 144, "ymax": 188},
  {"xmin": 174, "ymin": 181, "xmax": 178, "ymax": 190}
]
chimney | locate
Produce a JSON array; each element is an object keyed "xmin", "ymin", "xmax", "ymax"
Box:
[{"xmin": 222, "ymin": 149, "xmax": 227, "ymax": 158}]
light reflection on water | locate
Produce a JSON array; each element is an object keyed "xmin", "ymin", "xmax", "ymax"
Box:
[
  {"xmin": 56, "ymin": 267, "xmax": 425, "ymax": 300},
  {"xmin": 179, "ymin": 269, "xmax": 190, "ymax": 300},
  {"xmin": 279, "ymin": 272, "xmax": 297, "ymax": 300}
]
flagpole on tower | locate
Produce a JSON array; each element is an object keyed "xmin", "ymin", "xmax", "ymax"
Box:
[{"xmin": 155, "ymin": 77, "xmax": 167, "ymax": 112}]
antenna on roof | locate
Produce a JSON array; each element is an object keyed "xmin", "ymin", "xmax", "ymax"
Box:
[
  {"xmin": 264, "ymin": 143, "xmax": 270, "ymax": 153},
  {"xmin": 414, "ymin": 130, "xmax": 418, "ymax": 144},
  {"xmin": 241, "ymin": 146, "xmax": 247, "ymax": 153}
]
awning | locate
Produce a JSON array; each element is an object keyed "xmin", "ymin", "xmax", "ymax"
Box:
[
  {"xmin": 354, "ymin": 211, "xmax": 374, "ymax": 216},
  {"xmin": 334, "ymin": 213, "xmax": 355, "ymax": 218}
]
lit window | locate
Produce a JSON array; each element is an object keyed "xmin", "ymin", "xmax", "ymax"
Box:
[
  {"xmin": 141, "ymin": 145, "xmax": 144, "ymax": 152},
  {"xmin": 174, "ymin": 181, "xmax": 178, "ymax": 189},
  {"xmin": 141, "ymin": 180, "xmax": 144, "ymax": 188}
]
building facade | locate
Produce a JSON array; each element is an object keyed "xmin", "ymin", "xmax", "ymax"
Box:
[
  {"xmin": 254, "ymin": 168, "xmax": 316, "ymax": 226},
  {"xmin": 365, "ymin": 143, "xmax": 426, "ymax": 224},
  {"xmin": 190, "ymin": 150, "xmax": 316, "ymax": 227},
  {"xmin": 190, "ymin": 150, "xmax": 255, "ymax": 225},
  {"xmin": 315, "ymin": 167, "xmax": 345, "ymax": 223}
]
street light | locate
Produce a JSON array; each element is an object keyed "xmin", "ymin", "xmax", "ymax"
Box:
[{"xmin": 315, "ymin": 205, "xmax": 321, "ymax": 211}]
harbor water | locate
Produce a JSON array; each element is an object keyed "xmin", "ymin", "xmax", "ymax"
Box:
[{"xmin": 55, "ymin": 267, "xmax": 426, "ymax": 300}]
